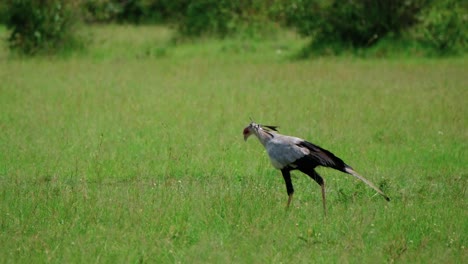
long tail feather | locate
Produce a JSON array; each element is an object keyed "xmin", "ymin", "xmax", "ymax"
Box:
[{"xmin": 345, "ymin": 167, "xmax": 390, "ymax": 201}]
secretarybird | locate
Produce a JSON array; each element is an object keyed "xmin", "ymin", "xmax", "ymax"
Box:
[{"xmin": 243, "ymin": 122, "xmax": 390, "ymax": 214}]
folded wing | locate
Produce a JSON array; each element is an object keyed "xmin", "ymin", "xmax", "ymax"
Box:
[{"xmin": 296, "ymin": 141, "xmax": 348, "ymax": 171}]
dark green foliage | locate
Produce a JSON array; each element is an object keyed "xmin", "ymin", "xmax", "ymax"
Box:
[
  {"xmin": 178, "ymin": 0, "xmax": 232, "ymax": 37},
  {"xmin": 81, "ymin": 0, "xmax": 123, "ymax": 23},
  {"xmin": 118, "ymin": 0, "xmax": 190, "ymax": 24},
  {"xmin": 80, "ymin": 0, "xmax": 281, "ymax": 33},
  {"xmin": 417, "ymin": 0, "xmax": 467, "ymax": 54},
  {"xmin": 177, "ymin": 0, "xmax": 280, "ymax": 38},
  {"xmin": 2, "ymin": 0, "xmax": 465, "ymax": 56},
  {"xmin": 285, "ymin": 0, "xmax": 429, "ymax": 49},
  {"xmin": 5, "ymin": 0, "xmax": 82, "ymax": 55},
  {"xmin": 81, "ymin": 0, "xmax": 189, "ymax": 24},
  {"xmin": 0, "ymin": 2, "xmax": 8, "ymax": 24}
]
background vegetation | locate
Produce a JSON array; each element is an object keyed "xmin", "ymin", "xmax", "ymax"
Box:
[
  {"xmin": 1, "ymin": 0, "xmax": 466, "ymax": 55},
  {"xmin": 4, "ymin": 0, "xmax": 83, "ymax": 55}
]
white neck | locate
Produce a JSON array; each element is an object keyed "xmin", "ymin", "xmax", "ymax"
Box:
[{"xmin": 254, "ymin": 128, "xmax": 274, "ymax": 146}]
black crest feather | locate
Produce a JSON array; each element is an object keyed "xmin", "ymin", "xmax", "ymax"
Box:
[{"xmin": 261, "ymin": 125, "xmax": 279, "ymax": 131}]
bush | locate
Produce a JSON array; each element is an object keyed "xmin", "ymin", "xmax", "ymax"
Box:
[
  {"xmin": 117, "ymin": 0, "xmax": 190, "ymax": 24},
  {"xmin": 176, "ymin": 0, "xmax": 280, "ymax": 38},
  {"xmin": 177, "ymin": 0, "xmax": 233, "ymax": 37},
  {"xmin": 417, "ymin": 0, "xmax": 467, "ymax": 54},
  {"xmin": 81, "ymin": 0, "xmax": 122, "ymax": 23},
  {"xmin": 285, "ymin": 0, "xmax": 429, "ymax": 52},
  {"xmin": 0, "ymin": 2, "xmax": 8, "ymax": 24},
  {"xmin": 81, "ymin": 0, "xmax": 189, "ymax": 24},
  {"xmin": 6, "ymin": 0, "xmax": 82, "ymax": 55}
]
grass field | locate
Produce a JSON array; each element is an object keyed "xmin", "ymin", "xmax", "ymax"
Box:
[{"xmin": 0, "ymin": 25, "xmax": 467, "ymax": 263}]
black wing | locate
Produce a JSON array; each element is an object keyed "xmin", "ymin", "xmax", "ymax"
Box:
[{"xmin": 296, "ymin": 141, "xmax": 349, "ymax": 172}]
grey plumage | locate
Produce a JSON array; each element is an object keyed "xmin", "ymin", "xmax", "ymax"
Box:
[{"xmin": 243, "ymin": 122, "xmax": 390, "ymax": 214}]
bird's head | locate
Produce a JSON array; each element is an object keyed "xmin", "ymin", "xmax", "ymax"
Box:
[
  {"xmin": 243, "ymin": 122, "xmax": 257, "ymax": 141},
  {"xmin": 243, "ymin": 122, "xmax": 278, "ymax": 141}
]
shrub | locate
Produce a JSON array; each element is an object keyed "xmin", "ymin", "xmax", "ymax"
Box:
[
  {"xmin": 0, "ymin": 2, "xmax": 8, "ymax": 24},
  {"xmin": 284, "ymin": 0, "xmax": 429, "ymax": 52},
  {"xmin": 417, "ymin": 0, "xmax": 467, "ymax": 54},
  {"xmin": 81, "ymin": 0, "xmax": 122, "ymax": 23},
  {"xmin": 116, "ymin": 0, "xmax": 190, "ymax": 24},
  {"xmin": 5, "ymin": 0, "xmax": 82, "ymax": 55},
  {"xmin": 81, "ymin": 0, "xmax": 189, "ymax": 24},
  {"xmin": 177, "ymin": 0, "xmax": 234, "ymax": 37},
  {"xmin": 176, "ymin": 0, "xmax": 280, "ymax": 38}
]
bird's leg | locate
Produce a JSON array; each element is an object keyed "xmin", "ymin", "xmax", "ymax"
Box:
[
  {"xmin": 281, "ymin": 169, "xmax": 294, "ymax": 208},
  {"xmin": 320, "ymin": 182, "xmax": 327, "ymax": 216},
  {"xmin": 300, "ymin": 168, "xmax": 327, "ymax": 215},
  {"xmin": 287, "ymin": 193, "xmax": 293, "ymax": 208}
]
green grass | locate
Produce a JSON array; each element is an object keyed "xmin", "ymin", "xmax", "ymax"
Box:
[{"xmin": 0, "ymin": 25, "xmax": 467, "ymax": 263}]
